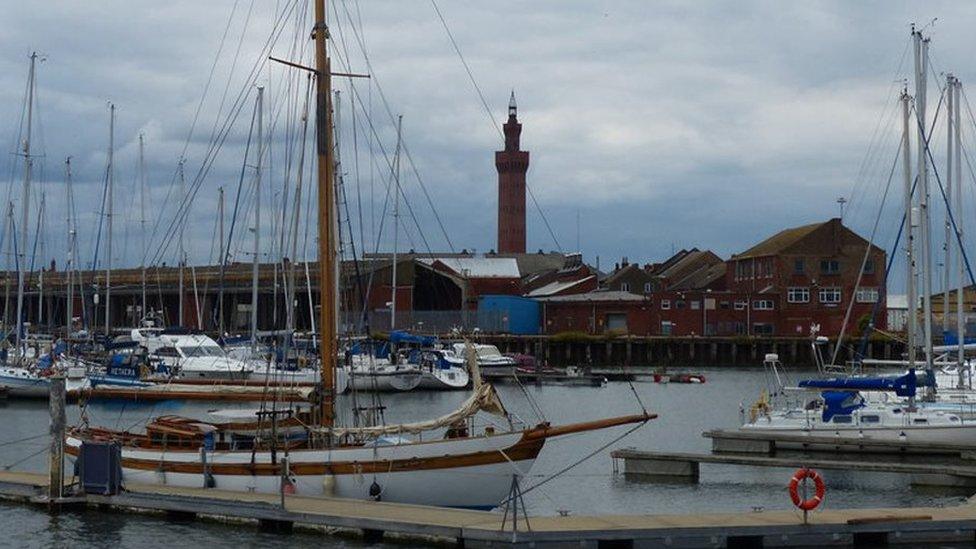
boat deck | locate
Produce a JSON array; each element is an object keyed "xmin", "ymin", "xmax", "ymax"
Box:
[{"xmin": 3, "ymin": 470, "xmax": 976, "ymax": 546}]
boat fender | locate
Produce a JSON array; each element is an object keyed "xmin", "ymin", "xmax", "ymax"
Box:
[
  {"xmin": 788, "ymin": 468, "xmax": 825, "ymax": 511},
  {"xmin": 204, "ymin": 472, "xmax": 216, "ymax": 489},
  {"xmin": 369, "ymin": 480, "xmax": 383, "ymax": 501},
  {"xmin": 322, "ymin": 474, "xmax": 336, "ymax": 496},
  {"xmin": 282, "ymin": 478, "xmax": 296, "ymax": 495}
]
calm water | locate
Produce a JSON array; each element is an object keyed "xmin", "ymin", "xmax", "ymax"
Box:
[{"xmin": 0, "ymin": 368, "xmax": 967, "ymax": 547}]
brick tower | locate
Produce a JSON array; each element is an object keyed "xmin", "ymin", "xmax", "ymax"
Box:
[{"xmin": 496, "ymin": 91, "xmax": 529, "ymax": 254}]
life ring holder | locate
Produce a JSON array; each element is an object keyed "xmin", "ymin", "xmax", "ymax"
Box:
[{"xmin": 789, "ymin": 468, "xmax": 825, "ymax": 515}]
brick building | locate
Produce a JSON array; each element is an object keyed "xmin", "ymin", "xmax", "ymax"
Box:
[
  {"xmin": 538, "ymin": 219, "xmax": 886, "ymax": 338},
  {"xmin": 496, "ymin": 92, "xmax": 529, "ymax": 254},
  {"xmin": 726, "ymin": 218, "xmax": 886, "ymax": 336}
]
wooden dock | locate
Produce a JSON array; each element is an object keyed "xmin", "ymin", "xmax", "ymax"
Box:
[{"xmin": 6, "ymin": 470, "xmax": 976, "ymax": 546}]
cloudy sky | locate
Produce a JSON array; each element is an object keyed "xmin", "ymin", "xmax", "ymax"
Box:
[{"xmin": 1, "ymin": 1, "xmax": 974, "ymax": 283}]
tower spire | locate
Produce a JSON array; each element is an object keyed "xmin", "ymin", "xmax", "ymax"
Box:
[{"xmin": 509, "ymin": 90, "xmax": 517, "ymax": 117}]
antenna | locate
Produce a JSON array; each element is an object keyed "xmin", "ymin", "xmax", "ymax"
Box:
[{"xmin": 836, "ymin": 197, "xmax": 847, "ymax": 219}]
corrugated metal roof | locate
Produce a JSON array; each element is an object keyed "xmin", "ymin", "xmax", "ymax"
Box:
[
  {"xmin": 525, "ymin": 276, "xmax": 595, "ymax": 297},
  {"xmin": 419, "ymin": 257, "xmax": 521, "ymax": 279},
  {"xmin": 535, "ymin": 290, "xmax": 647, "ymax": 303}
]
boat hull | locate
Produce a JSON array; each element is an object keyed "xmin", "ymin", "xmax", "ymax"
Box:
[
  {"xmin": 741, "ymin": 424, "xmax": 976, "ymax": 448},
  {"xmin": 417, "ymin": 368, "xmax": 470, "ymax": 390},
  {"xmin": 66, "ymin": 431, "xmax": 540, "ymax": 509}
]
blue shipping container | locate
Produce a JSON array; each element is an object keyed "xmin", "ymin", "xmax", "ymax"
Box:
[{"xmin": 477, "ymin": 295, "xmax": 540, "ymax": 335}]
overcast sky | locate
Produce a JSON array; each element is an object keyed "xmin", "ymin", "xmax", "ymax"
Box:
[{"xmin": 1, "ymin": 1, "xmax": 974, "ymax": 283}]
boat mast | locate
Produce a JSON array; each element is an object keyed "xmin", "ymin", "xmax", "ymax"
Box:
[
  {"xmin": 65, "ymin": 158, "xmax": 75, "ymax": 338},
  {"xmin": 105, "ymin": 103, "xmax": 115, "ymax": 337},
  {"xmin": 954, "ymin": 77, "xmax": 965, "ymax": 384},
  {"xmin": 139, "ymin": 133, "xmax": 147, "ymax": 321},
  {"xmin": 945, "ymin": 74, "xmax": 954, "ymax": 340},
  {"xmin": 36, "ymin": 192, "xmax": 45, "ymax": 330},
  {"xmin": 251, "ymin": 86, "xmax": 264, "ymax": 352},
  {"xmin": 15, "ymin": 52, "xmax": 37, "ymax": 357},
  {"xmin": 178, "ymin": 159, "xmax": 185, "ymax": 327},
  {"xmin": 901, "ymin": 88, "xmax": 916, "ymax": 369},
  {"xmin": 314, "ymin": 0, "xmax": 337, "ymax": 427},
  {"xmin": 390, "ymin": 115, "xmax": 402, "ymax": 332},
  {"xmin": 913, "ymin": 28, "xmax": 934, "ymax": 370}
]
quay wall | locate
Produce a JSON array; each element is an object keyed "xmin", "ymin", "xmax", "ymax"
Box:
[{"xmin": 470, "ymin": 335, "xmax": 905, "ymax": 368}]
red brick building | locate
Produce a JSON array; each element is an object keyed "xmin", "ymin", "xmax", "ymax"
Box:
[
  {"xmin": 726, "ymin": 218, "xmax": 886, "ymax": 336},
  {"xmin": 537, "ymin": 219, "xmax": 885, "ymax": 337}
]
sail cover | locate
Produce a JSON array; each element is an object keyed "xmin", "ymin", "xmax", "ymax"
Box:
[{"xmin": 314, "ymin": 382, "xmax": 508, "ymax": 438}]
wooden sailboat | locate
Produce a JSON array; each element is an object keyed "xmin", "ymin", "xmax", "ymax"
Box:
[{"xmin": 65, "ymin": 0, "xmax": 654, "ymax": 509}]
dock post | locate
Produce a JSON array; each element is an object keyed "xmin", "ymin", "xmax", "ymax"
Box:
[{"xmin": 48, "ymin": 375, "xmax": 66, "ymax": 504}]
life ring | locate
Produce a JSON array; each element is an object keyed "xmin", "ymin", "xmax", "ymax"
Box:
[{"xmin": 788, "ymin": 468, "xmax": 825, "ymax": 511}]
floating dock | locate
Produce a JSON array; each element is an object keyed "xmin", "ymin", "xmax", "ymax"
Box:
[
  {"xmin": 703, "ymin": 428, "xmax": 976, "ymax": 456},
  {"xmin": 5, "ymin": 470, "xmax": 976, "ymax": 547},
  {"xmin": 611, "ymin": 448, "xmax": 976, "ymax": 488}
]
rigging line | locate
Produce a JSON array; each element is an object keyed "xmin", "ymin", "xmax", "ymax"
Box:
[
  {"xmin": 160, "ymin": 4, "xmax": 290, "ymax": 261},
  {"xmin": 180, "ymin": 0, "xmax": 243, "ymax": 161},
  {"xmin": 146, "ymin": 0, "xmax": 299, "ymax": 267},
  {"xmin": 518, "ymin": 421, "xmax": 648, "ymax": 499},
  {"xmin": 333, "ymin": 3, "xmax": 456, "ymax": 253},
  {"xmin": 914, "ymin": 101, "xmax": 976, "ymax": 288},
  {"xmin": 427, "ymin": 0, "xmax": 562, "ymax": 252},
  {"xmin": 831, "ymin": 140, "xmax": 901, "ymax": 366}
]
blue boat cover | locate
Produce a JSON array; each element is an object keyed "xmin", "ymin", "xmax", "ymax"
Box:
[
  {"xmin": 821, "ymin": 390, "xmax": 866, "ymax": 422},
  {"xmin": 798, "ymin": 369, "xmax": 919, "ymax": 398}
]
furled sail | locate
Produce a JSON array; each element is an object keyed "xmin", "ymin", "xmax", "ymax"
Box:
[{"xmin": 313, "ymin": 382, "xmax": 508, "ymax": 438}]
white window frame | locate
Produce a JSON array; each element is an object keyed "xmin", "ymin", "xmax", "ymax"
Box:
[
  {"xmin": 643, "ymin": 282, "xmax": 653, "ymax": 293},
  {"xmin": 787, "ymin": 287, "xmax": 810, "ymax": 304},
  {"xmin": 819, "ymin": 287, "xmax": 842, "ymax": 304},
  {"xmin": 690, "ymin": 300, "xmax": 701, "ymax": 310},
  {"xmin": 660, "ymin": 299, "xmax": 671, "ymax": 310},
  {"xmin": 620, "ymin": 282, "xmax": 630, "ymax": 292},
  {"xmin": 752, "ymin": 299, "xmax": 774, "ymax": 311},
  {"xmin": 734, "ymin": 300, "xmax": 748, "ymax": 311},
  {"xmin": 855, "ymin": 287, "xmax": 879, "ymax": 304}
]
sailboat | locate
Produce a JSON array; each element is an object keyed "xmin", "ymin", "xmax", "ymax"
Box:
[{"xmin": 65, "ymin": 1, "xmax": 652, "ymax": 509}]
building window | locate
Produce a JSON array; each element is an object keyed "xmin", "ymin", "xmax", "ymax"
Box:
[
  {"xmin": 820, "ymin": 259, "xmax": 840, "ymax": 274},
  {"xmin": 762, "ymin": 259, "xmax": 773, "ymax": 278},
  {"xmin": 787, "ymin": 287, "xmax": 810, "ymax": 303},
  {"xmin": 720, "ymin": 301, "xmax": 730, "ymax": 310},
  {"xmin": 863, "ymin": 260, "xmax": 875, "ymax": 274},
  {"xmin": 661, "ymin": 321, "xmax": 674, "ymax": 336},
  {"xmin": 661, "ymin": 299, "xmax": 671, "ymax": 310},
  {"xmin": 734, "ymin": 300, "xmax": 748, "ymax": 311},
  {"xmin": 620, "ymin": 282, "xmax": 630, "ymax": 292},
  {"xmin": 794, "ymin": 258, "xmax": 805, "ymax": 274},
  {"xmin": 690, "ymin": 300, "xmax": 701, "ymax": 310},
  {"xmin": 753, "ymin": 323, "xmax": 774, "ymax": 335},
  {"xmin": 676, "ymin": 300, "xmax": 686, "ymax": 309},
  {"xmin": 753, "ymin": 299, "xmax": 774, "ymax": 311},
  {"xmin": 856, "ymin": 287, "xmax": 880, "ymax": 303},
  {"xmin": 735, "ymin": 322, "xmax": 747, "ymax": 335},
  {"xmin": 644, "ymin": 282, "xmax": 653, "ymax": 293},
  {"xmin": 819, "ymin": 287, "xmax": 842, "ymax": 304}
]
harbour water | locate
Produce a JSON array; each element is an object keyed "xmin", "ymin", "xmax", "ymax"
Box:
[{"xmin": 0, "ymin": 367, "xmax": 967, "ymax": 547}]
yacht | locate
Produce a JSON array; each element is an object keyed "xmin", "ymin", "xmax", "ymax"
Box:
[
  {"xmin": 131, "ymin": 329, "xmax": 253, "ymax": 380},
  {"xmin": 413, "ymin": 349, "xmax": 470, "ymax": 390},
  {"xmin": 450, "ymin": 343, "xmax": 517, "ymax": 369}
]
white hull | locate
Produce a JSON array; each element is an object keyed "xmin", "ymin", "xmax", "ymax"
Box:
[
  {"xmin": 345, "ymin": 370, "xmax": 422, "ymax": 392},
  {"xmin": 743, "ymin": 423, "xmax": 976, "ymax": 446},
  {"xmin": 417, "ymin": 367, "xmax": 470, "ymax": 390},
  {"xmin": 0, "ymin": 368, "xmax": 89, "ymax": 398},
  {"xmin": 67, "ymin": 431, "xmax": 535, "ymax": 509}
]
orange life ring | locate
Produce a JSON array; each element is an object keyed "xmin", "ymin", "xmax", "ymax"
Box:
[{"xmin": 788, "ymin": 468, "xmax": 825, "ymax": 511}]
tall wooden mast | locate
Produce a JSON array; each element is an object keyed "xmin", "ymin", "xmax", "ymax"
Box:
[{"xmin": 314, "ymin": 0, "xmax": 336, "ymax": 427}]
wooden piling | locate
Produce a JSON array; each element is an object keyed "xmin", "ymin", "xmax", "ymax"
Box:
[{"xmin": 48, "ymin": 375, "xmax": 66, "ymax": 503}]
